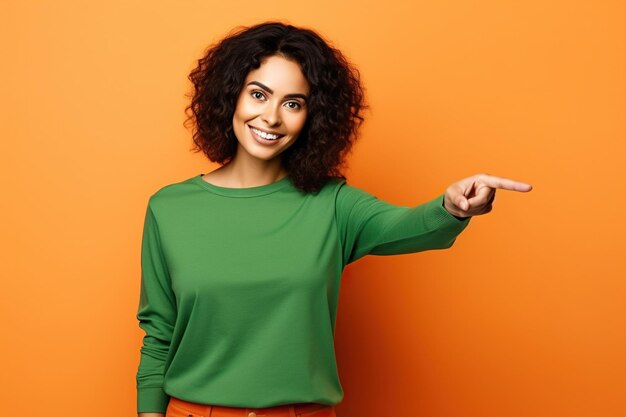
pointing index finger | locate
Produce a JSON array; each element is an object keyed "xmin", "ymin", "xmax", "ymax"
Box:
[{"xmin": 477, "ymin": 173, "xmax": 533, "ymax": 192}]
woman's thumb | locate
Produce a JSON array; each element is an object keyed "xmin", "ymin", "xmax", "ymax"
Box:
[{"xmin": 457, "ymin": 196, "xmax": 470, "ymax": 211}]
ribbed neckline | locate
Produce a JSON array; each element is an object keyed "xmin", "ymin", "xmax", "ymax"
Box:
[{"xmin": 192, "ymin": 173, "xmax": 293, "ymax": 197}]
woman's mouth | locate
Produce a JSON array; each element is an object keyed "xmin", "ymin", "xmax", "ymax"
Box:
[{"xmin": 249, "ymin": 125, "xmax": 285, "ymax": 145}]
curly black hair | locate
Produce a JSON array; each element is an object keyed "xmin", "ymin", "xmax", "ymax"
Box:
[{"xmin": 183, "ymin": 20, "xmax": 368, "ymax": 193}]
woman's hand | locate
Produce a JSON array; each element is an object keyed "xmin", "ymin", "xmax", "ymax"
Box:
[{"xmin": 443, "ymin": 173, "xmax": 533, "ymax": 218}]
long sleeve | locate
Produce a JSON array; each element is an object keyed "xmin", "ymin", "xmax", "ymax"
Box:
[
  {"xmin": 335, "ymin": 182, "xmax": 471, "ymax": 266},
  {"xmin": 135, "ymin": 200, "xmax": 177, "ymax": 413}
]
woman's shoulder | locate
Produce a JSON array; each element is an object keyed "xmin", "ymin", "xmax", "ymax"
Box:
[{"xmin": 147, "ymin": 174, "xmax": 200, "ymax": 205}]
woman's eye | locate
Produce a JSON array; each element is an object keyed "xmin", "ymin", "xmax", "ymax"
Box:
[{"xmin": 251, "ymin": 91, "xmax": 301, "ymax": 110}]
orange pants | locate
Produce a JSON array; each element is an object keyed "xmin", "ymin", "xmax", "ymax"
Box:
[{"xmin": 166, "ymin": 396, "xmax": 337, "ymax": 417}]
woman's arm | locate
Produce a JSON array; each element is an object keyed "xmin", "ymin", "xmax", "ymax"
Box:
[
  {"xmin": 334, "ymin": 172, "xmax": 532, "ymax": 266},
  {"xmin": 136, "ymin": 199, "xmax": 177, "ymax": 414},
  {"xmin": 138, "ymin": 413, "xmax": 165, "ymax": 417}
]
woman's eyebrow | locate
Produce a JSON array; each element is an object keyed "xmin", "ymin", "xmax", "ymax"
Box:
[{"xmin": 247, "ymin": 81, "xmax": 308, "ymax": 101}]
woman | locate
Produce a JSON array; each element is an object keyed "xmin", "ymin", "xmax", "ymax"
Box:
[{"xmin": 136, "ymin": 21, "xmax": 532, "ymax": 417}]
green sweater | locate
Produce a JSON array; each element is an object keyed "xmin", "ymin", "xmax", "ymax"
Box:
[{"xmin": 136, "ymin": 173, "xmax": 471, "ymax": 413}]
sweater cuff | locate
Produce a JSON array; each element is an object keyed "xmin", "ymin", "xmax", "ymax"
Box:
[
  {"xmin": 137, "ymin": 386, "xmax": 170, "ymax": 413},
  {"xmin": 423, "ymin": 193, "xmax": 471, "ymax": 233}
]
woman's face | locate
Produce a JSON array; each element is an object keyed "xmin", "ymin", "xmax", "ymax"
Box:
[{"xmin": 232, "ymin": 54, "xmax": 310, "ymax": 163}]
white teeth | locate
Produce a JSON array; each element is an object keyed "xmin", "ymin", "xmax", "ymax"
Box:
[{"xmin": 251, "ymin": 127, "xmax": 281, "ymax": 140}]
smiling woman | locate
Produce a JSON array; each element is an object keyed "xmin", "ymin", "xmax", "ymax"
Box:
[
  {"xmin": 135, "ymin": 19, "xmax": 531, "ymax": 417},
  {"xmin": 182, "ymin": 21, "xmax": 367, "ymax": 192}
]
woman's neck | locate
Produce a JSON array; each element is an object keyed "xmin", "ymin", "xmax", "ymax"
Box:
[{"xmin": 205, "ymin": 157, "xmax": 287, "ymax": 188}]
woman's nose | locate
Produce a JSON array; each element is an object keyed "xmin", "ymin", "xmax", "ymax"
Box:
[{"xmin": 261, "ymin": 104, "xmax": 281, "ymax": 126}]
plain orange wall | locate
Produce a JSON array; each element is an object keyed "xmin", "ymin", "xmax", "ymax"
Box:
[{"xmin": 2, "ymin": 1, "xmax": 625, "ymax": 416}]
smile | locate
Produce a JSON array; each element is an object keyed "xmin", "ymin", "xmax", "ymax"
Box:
[{"xmin": 249, "ymin": 125, "xmax": 285, "ymax": 140}]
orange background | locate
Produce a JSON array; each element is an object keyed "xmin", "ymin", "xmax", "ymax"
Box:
[{"xmin": 2, "ymin": 1, "xmax": 625, "ymax": 416}]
